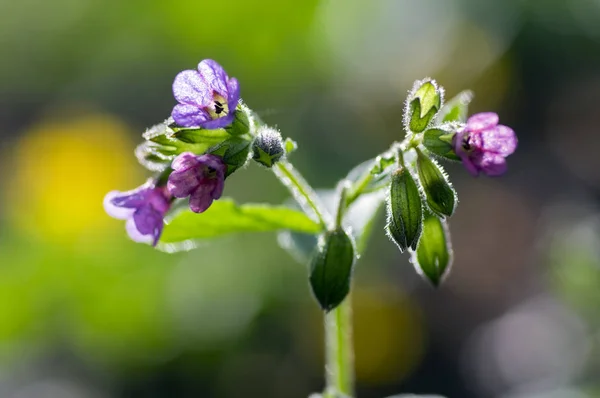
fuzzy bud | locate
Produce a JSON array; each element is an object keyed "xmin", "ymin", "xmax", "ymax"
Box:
[
  {"xmin": 252, "ymin": 126, "xmax": 285, "ymax": 168},
  {"xmin": 309, "ymin": 228, "xmax": 356, "ymax": 312},
  {"xmin": 386, "ymin": 167, "xmax": 423, "ymax": 252},
  {"xmin": 416, "ymin": 149, "xmax": 456, "ymax": 217},
  {"xmin": 410, "ymin": 213, "xmax": 453, "ymax": 287}
]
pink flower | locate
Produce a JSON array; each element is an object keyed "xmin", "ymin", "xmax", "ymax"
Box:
[{"xmin": 453, "ymin": 112, "xmax": 517, "ymax": 176}]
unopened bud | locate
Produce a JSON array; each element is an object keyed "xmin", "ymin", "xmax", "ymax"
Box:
[
  {"xmin": 309, "ymin": 228, "xmax": 356, "ymax": 312},
  {"xmin": 406, "ymin": 79, "xmax": 443, "ymax": 133},
  {"xmin": 252, "ymin": 126, "xmax": 285, "ymax": 168},
  {"xmin": 416, "ymin": 149, "xmax": 456, "ymax": 217},
  {"xmin": 386, "ymin": 167, "xmax": 423, "ymax": 252},
  {"xmin": 411, "ymin": 213, "xmax": 453, "ymax": 286}
]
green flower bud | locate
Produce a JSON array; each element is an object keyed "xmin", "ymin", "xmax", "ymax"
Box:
[
  {"xmin": 309, "ymin": 228, "xmax": 356, "ymax": 312},
  {"xmin": 423, "ymin": 126, "xmax": 460, "ymax": 161},
  {"xmin": 386, "ymin": 167, "xmax": 423, "ymax": 252},
  {"xmin": 411, "ymin": 213, "xmax": 453, "ymax": 287},
  {"xmin": 416, "ymin": 149, "xmax": 456, "ymax": 217},
  {"xmin": 405, "ymin": 79, "xmax": 444, "ymax": 133},
  {"xmin": 252, "ymin": 126, "xmax": 285, "ymax": 167}
]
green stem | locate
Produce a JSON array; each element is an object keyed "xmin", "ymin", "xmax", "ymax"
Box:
[
  {"xmin": 272, "ymin": 159, "xmax": 355, "ymax": 397},
  {"xmin": 325, "ymin": 297, "xmax": 354, "ymax": 398},
  {"xmin": 273, "ymin": 160, "xmax": 330, "ymax": 228},
  {"xmin": 345, "ymin": 172, "xmax": 373, "ymax": 208}
]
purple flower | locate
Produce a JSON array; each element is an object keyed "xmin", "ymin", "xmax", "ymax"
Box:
[
  {"xmin": 167, "ymin": 152, "xmax": 226, "ymax": 213},
  {"xmin": 104, "ymin": 183, "xmax": 171, "ymax": 246},
  {"xmin": 453, "ymin": 112, "xmax": 518, "ymax": 176},
  {"xmin": 171, "ymin": 59, "xmax": 240, "ymax": 129}
]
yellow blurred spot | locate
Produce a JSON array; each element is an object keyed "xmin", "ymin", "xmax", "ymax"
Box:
[
  {"xmin": 5, "ymin": 113, "xmax": 142, "ymax": 243},
  {"xmin": 353, "ymin": 287, "xmax": 426, "ymax": 384}
]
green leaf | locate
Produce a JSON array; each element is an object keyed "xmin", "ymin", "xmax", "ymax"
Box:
[
  {"xmin": 416, "ymin": 149, "xmax": 456, "ymax": 217},
  {"xmin": 436, "ymin": 90, "xmax": 473, "ymax": 123},
  {"xmin": 159, "ymin": 198, "xmax": 323, "ymax": 250},
  {"xmin": 386, "ymin": 167, "xmax": 423, "ymax": 252},
  {"xmin": 309, "ymin": 228, "xmax": 356, "ymax": 311},
  {"xmin": 410, "ymin": 213, "xmax": 452, "ymax": 286}
]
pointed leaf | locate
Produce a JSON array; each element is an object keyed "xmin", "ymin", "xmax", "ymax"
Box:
[{"xmin": 159, "ymin": 198, "xmax": 323, "ymax": 251}]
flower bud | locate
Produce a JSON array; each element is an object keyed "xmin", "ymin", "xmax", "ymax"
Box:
[
  {"xmin": 410, "ymin": 213, "xmax": 453, "ymax": 286},
  {"xmin": 309, "ymin": 228, "xmax": 356, "ymax": 312},
  {"xmin": 406, "ymin": 79, "xmax": 443, "ymax": 133},
  {"xmin": 423, "ymin": 126, "xmax": 460, "ymax": 161},
  {"xmin": 386, "ymin": 167, "xmax": 423, "ymax": 252},
  {"xmin": 416, "ymin": 149, "xmax": 456, "ymax": 217},
  {"xmin": 252, "ymin": 126, "xmax": 285, "ymax": 167}
]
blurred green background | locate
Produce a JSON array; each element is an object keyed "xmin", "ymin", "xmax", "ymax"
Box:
[{"xmin": 2, "ymin": 0, "xmax": 600, "ymax": 397}]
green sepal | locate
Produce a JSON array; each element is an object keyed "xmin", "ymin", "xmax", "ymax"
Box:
[
  {"xmin": 207, "ymin": 136, "xmax": 253, "ymax": 177},
  {"xmin": 436, "ymin": 90, "xmax": 473, "ymax": 123},
  {"xmin": 225, "ymin": 105, "xmax": 252, "ymax": 136},
  {"xmin": 405, "ymin": 79, "xmax": 444, "ymax": 134},
  {"xmin": 423, "ymin": 126, "xmax": 461, "ymax": 161},
  {"xmin": 309, "ymin": 228, "xmax": 356, "ymax": 312},
  {"xmin": 386, "ymin": 168, "xmax": 423, "ymax": 252},
  {"xmin": 135, "ymin": 120, "xmax": 232, "ymax": 171},
  {"xmin": 416, "ymin": 149, "xmax": 457, "ymax": 217},
  {"xmin": 410, "ymin": 212, "xmax": 453, "ymax": 287}
]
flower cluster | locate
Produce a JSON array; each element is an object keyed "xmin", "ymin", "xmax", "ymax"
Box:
[
  {"xmin": 104, "ymin": 59, "xmax": 518, "ymax": 249},
  {"xmin": 105, "ymin": 59, "xmax": 238, "ymax": 245}
]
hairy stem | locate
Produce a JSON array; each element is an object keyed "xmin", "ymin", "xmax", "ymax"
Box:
[
  {"xmin": 273, "ymin": 160, "xmax": 330, "ymax": 228},
  {"xmin": 325, "ymin": 297, "xmax": 354, "ymax": 398}
]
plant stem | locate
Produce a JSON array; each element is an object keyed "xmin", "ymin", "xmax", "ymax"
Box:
[
  {"xmin": 273, "ymin": 160, "xmax": 330, "ymax": 228},
  {"xmin": 345, "ymin": 172, "xmax": 373, "ymax": 208},
  {"xmin": 324, "ymin": 295, "xmax": 354, "ymax": 398},
  {"xmin": 272, "ymin": 159, "xmax": 355, "ymax": 397}
]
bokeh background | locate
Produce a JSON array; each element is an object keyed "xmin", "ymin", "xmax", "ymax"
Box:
[{"xmin": 1, "ymin": 0, "xmax": 600, "ymax": 397}]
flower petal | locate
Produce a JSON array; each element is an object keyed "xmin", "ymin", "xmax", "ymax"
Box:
[
  {"xmin": 226, "ymin": 77, "xmax": 240, "ymax": 111},
  {"xmin": 171, "ymin": 152, "xmax": 200, "ymax": 172},
  {"xmin": 104, "ymin": 191, "xmax": 138, "ymax": 220},
  {"xmin": 167, "ymin": 168, "xmax": 201, "ymax": 198},
  {"xmin": 173, "ymin": 70, "xmax": 212, "ymax": 106},
  {"xmin": 125, "ymin": 217, "xmax": 154, "ymax": 245},
  {"xmin": 189, "ymin": 187, "xmax": 214, "ymax": 213},
  {"xmin": 466, "ymin": 112, "xmax": 499, "ymax": 132},
  {"xmin": 200, "ymin": 113, "xmax": 235, "ymax": 129},
  {"xmin": 172, "ymin": 104, "xmax": 211, "ymax": 127},
  {"xmin": 481, "ymin": 125, "xmax": 517, "ymax": 156},
  {"xmin": 132, "ymin": 205, "xmax": 164, "ymax": 246},
  {"xmin": 476, "ymin": 152, "xmax": 508, "ymax": 176},
  {"xmin": 198, "ymin": 59, "xmax": 229, "ymax": 97}
]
